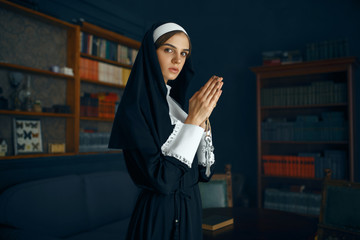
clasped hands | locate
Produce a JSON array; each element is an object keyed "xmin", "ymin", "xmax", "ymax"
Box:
[{"xmin": 185, "ymin": 75, "xmax": 223, "ymax": 129}]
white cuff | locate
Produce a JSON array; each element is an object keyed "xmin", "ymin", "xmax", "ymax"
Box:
[
  {"xmin": 161, "ymin": 122, "xmax": 204, "ymax": 168},
  {"xmin": 197, "ymin": 131, "xmax": 215, "ymax": 167}
]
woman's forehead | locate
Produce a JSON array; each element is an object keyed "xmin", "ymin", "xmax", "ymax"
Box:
[{"xmin": 163, "ymin": 32, "xmax": 189, "ymax": 49}]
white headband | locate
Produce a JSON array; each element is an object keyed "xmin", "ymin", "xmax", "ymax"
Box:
[{"xmin": 153, "ymin": 23, "xmax": 188, "ymax": 43}]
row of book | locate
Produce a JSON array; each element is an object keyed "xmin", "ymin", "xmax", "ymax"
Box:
[
  {"xmin": 262, "ymin": 50, "xmax": 303, "ymax": 66},
  {"xmin": 300, "ymin": 150, "xmax": 347, "ymax": 180},
  {"xmin": 264, "ymin": 188, "xmax": 321, "ymax": 216},
  {"xmin": 80, "ymin": 58, "xmax": 131, "ymax": 85},
  {"xmin": 305, "ymin": 39, "xmax": 349, "ymax": 61},
  {"xmin": 79, "ymin": 131, "xmax": 111, "ymax": 152},
  {"xmin": 262, "ymin": 155, "xmax": 315, "ymax": 178},
  {"xmin": 80, "ymin": 92, "xmax": 118, "ymax": 119},
  {"xmin": 261, "ymin": 81, "xmax": 347, "ymax": 107},
  {"xmin": 262, "ymin": 150, "xmax": 347, "ymax": 179},
  {"xmin": 80, "ymin": 32, "xmax": 138, "ymax": 65},
  {"xmin": 261, "ymin": 112, "xmax": 348, "ymax": 142}
]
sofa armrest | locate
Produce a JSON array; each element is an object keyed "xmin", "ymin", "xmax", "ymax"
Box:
[{"xmin": 0, "ymin": 226, "xmax": 59, "ymax": 240}]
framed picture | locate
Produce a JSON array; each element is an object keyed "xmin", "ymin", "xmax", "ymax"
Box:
[{"xmin": 13, "ymin": 119, "xmax": 43, "ymax": 155}]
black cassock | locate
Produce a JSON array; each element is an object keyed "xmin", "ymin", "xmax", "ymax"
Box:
[
  {"xmin": 109, "ymin": 22, "xmax": 215, "ymax": 240},
  {"xmin": 123, "ymin": 149, "xmax": 214, "ymax": 240}
]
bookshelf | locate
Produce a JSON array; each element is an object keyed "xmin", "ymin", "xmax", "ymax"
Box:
[
  {"xmin": 77, "ymin": 21, "xmax": 140, "ymax": 153},
  {"xmin": 0, "ymin": 0, "xmax": 140, "ymax": 158},
  {"xmin": 0, "ymin": 0, "xmax": 78, "ymax": 157},
  {"xmin": 251, "ymin": 57, "xmax": 356, "ymax": 215}
]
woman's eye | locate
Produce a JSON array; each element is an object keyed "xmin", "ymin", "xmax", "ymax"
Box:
[
  {"xmin": 165, "ymin": 48, "xmax": 173, "ymax": 53},
  {"xmin": 181, "ymin": 52, "xmax": 188, "ymax": 57}
]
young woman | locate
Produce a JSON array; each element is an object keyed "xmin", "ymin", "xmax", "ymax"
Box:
[{"xmin": 109, "ymin": 22, "xmax": 223, "ymax": 240}]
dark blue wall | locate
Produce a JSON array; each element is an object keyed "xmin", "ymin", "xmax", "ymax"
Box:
[
  {"xmin": 12, "ymin": 0, "xmax": 360, "ymax": 206},
  {"xmin": 140, "ymin": 0, "xmax": 360, "ymax": 206}
]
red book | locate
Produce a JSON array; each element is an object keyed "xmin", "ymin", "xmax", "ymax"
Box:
[
  {"xmin": 93, "ymin": 60, "xmax": 98, "ymax": 81},
  {"xmin": 304, "ymin": 157, "xmax": 309, "ymax": 177},
  {"xmin": 94, "ymin": 61, "xmax": 98, "ymax": 81},
  {"xmin": 262, "ymin": 155, "xmax": 271, "ymax": 176},
  {"xmin": 263, "ymin": 59, "xmax": 281, "ymax": 66},
  {"xmin": 287, "ymin": 156, "xmax": 292, "ymax": 177},
  {"xmin": 79, "ymin": 58, "xmax": 84, "ymax": 78},
  {"xmin": 274, "ymin": 155, "xmax": 282, "ymax": 176},
  {"xmin": 300, "ymin": 156, "xmax": 305, "ymax": 177},
  {"xmin": 89, "ymin": 59, "xmax": 94, "ymax": 80},
  {"xmin": 290, "ymin": 156, "xmax": 297, "ymax": 177},
  {"xmin": 306, "ymin": 156, "xmax": 315, "ymax": 178},
  {"xmin": 85, "ymin": 58, "xmax": 90, "ymax": 79}
]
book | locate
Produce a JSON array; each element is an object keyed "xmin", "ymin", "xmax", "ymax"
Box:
[
  {"xmin": 202, "ymin": 215, "xmax": 234, "ymax": 231},
  {"xmin": 262, "ymin": 155, "xmax": 315, "ymax": 178},
  {"xmin": 264, "ymin": 188, "xmax": 321, "ymax": 216}
]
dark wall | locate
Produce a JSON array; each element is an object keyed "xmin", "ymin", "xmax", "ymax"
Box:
[
  {"xmin": 10, "ymin": 0, "xmax": 360, "ymax": 206},
  {"xmin": 140, "ymin": 0, "xmax": 360, "ymax": 206}
]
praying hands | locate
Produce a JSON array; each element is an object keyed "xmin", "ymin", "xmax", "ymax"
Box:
[{"xmin": 185, "ymin": 75, "xmax": 223, "ymax": 128}]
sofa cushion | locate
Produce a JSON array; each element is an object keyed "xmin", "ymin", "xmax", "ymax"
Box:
[
  {"xmin": 83, "ymin": 171, "xmax": 139, "ymax": 229},
  {"xmin": 0, "ymin": 226, "xmax": 60, "ymax": 240},
  {"xmin": 0, "ymin": 171, "xmax": 139, "ymax": 239},
  {"xmin": 0, "ymin": 175, "xmax": 88, "ymax": 238},
  {"xmin": 65, "ymin": 218, "xmax": 130, "ymax": 240}
]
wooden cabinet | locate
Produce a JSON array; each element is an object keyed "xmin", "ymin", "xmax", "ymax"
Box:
[
  {"xmin": 251, "ymin": 57, "xmax": 356, "ymax": 215},
  {"xmin": 0, "ymin": 0, "xmax": 140, "ymax": 158}
]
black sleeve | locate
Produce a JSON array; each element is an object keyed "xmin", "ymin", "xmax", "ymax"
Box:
[{"xmin": 123, "ymin": 147, "xmax": 190, "ymax": 195}]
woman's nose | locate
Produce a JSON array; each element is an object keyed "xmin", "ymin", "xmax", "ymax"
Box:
[{"xmin": 172, "ymin": 55, "xmax": 181, "ymax": 64}]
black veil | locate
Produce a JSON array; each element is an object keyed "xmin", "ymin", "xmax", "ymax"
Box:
[{"xmin": 108, "ymin": 22, "xmax": 195, "ymax": 150}]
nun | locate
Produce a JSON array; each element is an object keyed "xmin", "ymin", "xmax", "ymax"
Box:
[{"xmin": 109, "ymin": 22, "xmax": 223, "ymax": 240}]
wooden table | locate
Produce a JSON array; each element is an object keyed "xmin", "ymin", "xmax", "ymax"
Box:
[{"xmin": 203, "ymin": 207, "xmax": 318, "ymax": 240}]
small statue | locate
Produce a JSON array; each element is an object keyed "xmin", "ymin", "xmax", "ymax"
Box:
[
  {"xmin": 8, "ymin": 72, "xmax": 24, "ymax": 111},
  {"xmin": 0, "ymin": 139, "xmax": 8, "ymax": 156},
  {"xmin": 0, "ymin": 87, "xmax": 9, "ymax": 110},
  {"xmin": 19, "ymin": 75, "xmax": 33, "ymax": 111}
]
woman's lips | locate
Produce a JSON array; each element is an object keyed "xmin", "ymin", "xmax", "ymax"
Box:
[{"xmin": 169, "ymin": 68, "xmax": 179, "ymax": 74}]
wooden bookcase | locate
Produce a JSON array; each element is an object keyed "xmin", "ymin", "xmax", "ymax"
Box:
[
  {"xmin": 77, "ymin": 22, "xmax": 140, "ymax": 154},
  {"xmin": 251, "ymin": 57, "xmax": 356, "ymax": 213},
  {"xmin": 0, "ymin": 0, "xmax": 140, "ymax": 158}
]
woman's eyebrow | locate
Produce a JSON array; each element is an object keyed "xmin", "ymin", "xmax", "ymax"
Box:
[{"xmin": 162, "ymin": 43, "xmax": 190, "ymax": 52}]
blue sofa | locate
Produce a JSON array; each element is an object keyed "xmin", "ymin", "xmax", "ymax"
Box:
[{"xmin": 0, "ymin": 154, "xmax": 139, "ymax": 240}]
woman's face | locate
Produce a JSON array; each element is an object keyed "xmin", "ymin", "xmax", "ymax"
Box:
[{"xmin": 156, "ymin": 32, "xmax": 190, "ymax": 84}]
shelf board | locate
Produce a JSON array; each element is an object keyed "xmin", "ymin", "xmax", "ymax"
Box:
[
  {"xmin": 261, "ymin": 175, "xmax": 324, "ymax": 191},
  {"xmin": 81, "ymin": 53, "xmax": 133, "ymax": 69},
  {"xmin": 262, "ymin": 140, "xmax": 348, "ymax": 145},
  {"xmin": 262, "ymin": 175, "xmax": 323, "ymax": 181},
  {"xmin": 79, "ymin": 150, "xmax": 122, "ymax": 155},
  {"xmin": 80, "ymin": 116, "xmax": 114, "ymax": 122},
  {"xmin": 0, "ymin": 62, "xmax": 74, "ymax": 79},
  {"xmin": 81, "ymin": 22, "xmax": 141, "ymax": 49},
  {"xmin": 0, "ymin": 110, "xmax": 74, "ymax": 118},
  {"xmin": 0, "ymin": 151, "xmax": 123, "ymax": 160},
  {"xmin": 0, "ymin": 152, "xmax": 76, "ymax": 160},
  {"xmin": 250, "ymin": 57, "xmax": 357, "ymax": 78},
  {"xmin": 81, "ymin": 78, "xmax": 125, "ymax": 89},
  {"xmin": 261, "ymin": 103, "xmax": 347, "ymax": 110},
  {"xmin": 0, "ymin": 0, "xmax": 76, "ymax": 29}
]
